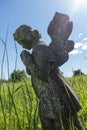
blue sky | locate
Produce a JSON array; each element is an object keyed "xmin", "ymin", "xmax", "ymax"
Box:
[{"xmin": 0, "ymin": 0, "xmax": 87, "ymax": 78}]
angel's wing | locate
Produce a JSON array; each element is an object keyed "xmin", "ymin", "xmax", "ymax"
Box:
[
  {"xmin": 49, "ymin": 69, "xmax": 82, "ymax": 112},
  {"xmin": 48, "ymin": 12, "xmax": 74, "ymax": 67}
]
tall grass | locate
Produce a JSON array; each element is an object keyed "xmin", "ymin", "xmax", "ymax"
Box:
[
  {"xmin": 0, "ymin": 80, "xmax": 41, "ymax": 130},
  {"xmin": 69, "ymin": 75, "xmax": 87, "ymax": 129},
  {"xmin": 0, "ymin": 28, "xmax": 9, "ymax": 79}
]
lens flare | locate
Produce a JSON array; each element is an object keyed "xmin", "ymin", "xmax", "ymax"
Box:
[{"xmin": 71, "ymin": 0, "xmax": 87, "ymax": 15}]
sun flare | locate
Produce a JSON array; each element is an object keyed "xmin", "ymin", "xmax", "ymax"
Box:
[
  {"xmin": 74, "ymin": 0, "xmax": 83, "ymax": 8},
  {"xmin": 73, "ymin": 0, "xmax": 87, "ymax": 10},
  {"xmin": 71, "ymin": 0, "xmax": 87, "ymax": 15}
]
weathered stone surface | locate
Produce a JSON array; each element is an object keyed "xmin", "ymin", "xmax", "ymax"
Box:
[
  {"xmin": 48, "ymin": 12, "xmax": 74, "ymax": 66},
  {"xmin": 14, "ymin": 12, "xmax": 84, "ymax": 130}
]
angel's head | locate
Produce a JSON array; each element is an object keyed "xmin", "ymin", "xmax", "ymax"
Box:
[{"xmin": 14, "ymin": 25, "xmax": 41, "ymax": 50}]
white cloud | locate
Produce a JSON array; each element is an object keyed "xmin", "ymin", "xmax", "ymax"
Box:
[
  {"xmin": 82, "ymin": 45, "xmax": 87, "ymax": 50},
  {"xmin": 78, "ymin": 33, "xmax": 83, "ymax": 38},
  {"xmin": 74, "ymin": 42, "xmax": 83, "ymax": 48},
  {"xmin": 79, "ymin": 51, "xmax": 82, "ymax": 54},
  {"xmin": 69, "ymin": 49, "xmax": 83, "ymax": 55},
  {"xmin": 83, "ymin": 38, "xmax": 87, "ymax": 41},
  {"xmin": 69, "ymin": 34, "xmax": 87, "ymax": 55},
  {"xmin": 69, "ymin": 50, "xmax": 79, "ymax": 55}
]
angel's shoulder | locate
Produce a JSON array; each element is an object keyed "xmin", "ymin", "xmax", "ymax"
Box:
[{"xmin": 33, "ymin": 42, "xmax": 55, "ymax": 62}]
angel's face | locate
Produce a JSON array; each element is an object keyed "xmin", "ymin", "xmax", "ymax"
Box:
[{"xmin": 14, "ymin": 25, "xmax": 41, "ymax": 50}]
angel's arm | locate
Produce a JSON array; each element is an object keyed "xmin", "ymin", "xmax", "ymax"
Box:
[
  {"xmin": 20, "ymin": 50, "xmax": 36, "ymax": 75},
  {"xmin": 20, "ymin": 50, "xmax": 50, "ymax": 82}
]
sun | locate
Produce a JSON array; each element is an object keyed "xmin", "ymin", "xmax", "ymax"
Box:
[
  {"xmin": 73, "ymin": 0, "xmax": 87, "ymax": 10},
  {"xmin": 71, "ymin": 0, "xmax": 87, "ymax": 15},
  {"xmin": 74, "ymin": 0, "xmax": 83, "ymax": 8}
]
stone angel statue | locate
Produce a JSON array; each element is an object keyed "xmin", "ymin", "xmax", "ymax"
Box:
[{"xmin": 14, "ymin": 12, "xmax": 84, "ymax": 130}]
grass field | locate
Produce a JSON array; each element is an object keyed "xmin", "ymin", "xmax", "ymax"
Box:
[
  {"xmin": 0, "ymin": 75, "xmax": 87, "ymax": 130},
  {"xmin": 69, "ymin": 75, "xmax": 87, "ymax": 129},
  {"xmin": 0, "ymin": 79, "xmax": 41, "ymax": 130}
]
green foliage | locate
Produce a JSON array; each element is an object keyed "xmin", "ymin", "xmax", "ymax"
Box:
[
  {"xmin": 73, "ymin": 69, "xmax": 85, "ymax": 76},
  {"xmin": 10, "ymin": 70, "xmax": 28, "ymax": 82},
  {"xmin": 69, "ymin": 75, "xmax": 87, "ymax": 129},
  {"xmin": 0, "ymin": 79, "xmax": 41, "ymax": 130}
]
